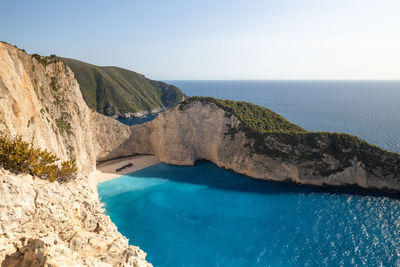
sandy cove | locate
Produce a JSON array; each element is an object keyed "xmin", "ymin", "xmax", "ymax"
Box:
[{"xmin": 96, "ymin": 155, "xmax": 161, "ymax": 182}]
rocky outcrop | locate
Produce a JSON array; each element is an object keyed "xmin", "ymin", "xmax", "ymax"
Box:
[
  {"xmin": 97, "ymin": 99, "xmax": 400, "ymax": 192},
  {"xmin": 90, "ymin": 111, "xmax": 153, "ymax": 162},
  {"xmin": 0, "ymin": 42, "xmax": 151, "ymax": 266},
  {"xmin": 155, "ymin": 100, "xmax": 400, "ymax": 191},
  {"xmin": 0, "ymin": 171, "xmax": 149, "ymax": 266}
]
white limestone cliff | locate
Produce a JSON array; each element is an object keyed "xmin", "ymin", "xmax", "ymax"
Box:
[{"xmin": 0, "ymin": 42, "xmax": 151, "ymax": 266}]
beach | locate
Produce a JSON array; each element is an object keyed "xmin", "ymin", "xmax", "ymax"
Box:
[{"xmin": 96, "ymin": 155, "xmax": 161, "ymax": 182}]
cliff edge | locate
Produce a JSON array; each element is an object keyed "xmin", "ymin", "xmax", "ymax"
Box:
[{"xmin": 0, "ymin": 42, "xmax": 151, "ymax": 266}]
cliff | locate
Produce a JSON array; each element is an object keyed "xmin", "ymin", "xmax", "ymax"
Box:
[
  {"xmin": 96, "ymin": 97, "xmax": 400, "ymax": 192},
  {"xmin": 0, "ymin": 44, "xmax": 95, "ymax": 176},
  {"xmin": 60, "ymin": 57, "xmax": 185, "ymax": 117},
  {"xmin": 0, "ymin": 42, "xmax": 151, "ymax": 266}
]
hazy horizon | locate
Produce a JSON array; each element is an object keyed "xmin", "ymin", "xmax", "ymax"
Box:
[
  {"xmin": 1, "ymin": 0, "xmax": 399, "ymax": 80},
  {"xmin": 166, "ymin": 79, "xmax": 400, "ymax": 81}
]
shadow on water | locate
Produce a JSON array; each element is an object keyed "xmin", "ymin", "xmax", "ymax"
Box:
[
  {"xmin": 117, "ymin": 113, "xmax": 158, "ymax": 126},
  {"xmin": 125, "ymin": 160, "xmax": 400, "ymax": 200}
]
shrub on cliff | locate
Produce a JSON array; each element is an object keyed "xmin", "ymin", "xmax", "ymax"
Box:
[
  {"xmin": 0, "ymin": 135, "xmax": 77, "ymax": 182},
  {"xmin": 31, "ymin": 54, "xmax": 48, "ymax": 66},
  {"xmin": 31, "ymin": 53, "xmax": 58, "ymax": 67}
]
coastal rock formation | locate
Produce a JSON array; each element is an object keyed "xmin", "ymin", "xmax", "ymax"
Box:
[
  {"xmin": 153, "ymin": 99, "xmax": 400, "ymax": 190},
  {"xmin": 96, "ymin": 98, "xmax": 400, "ymax": 192},
  {"xmin": 90, "ymin": 110, "xmax": 153, "ymax": 162},
  {"xmin": 0, "ymin": 42, "xmax": 151, "ymax": 266}
]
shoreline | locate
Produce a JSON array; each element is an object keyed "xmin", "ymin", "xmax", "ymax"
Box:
[{"xmin": 96, "ymin": 155, "xmax": 161, "ymax": 183}]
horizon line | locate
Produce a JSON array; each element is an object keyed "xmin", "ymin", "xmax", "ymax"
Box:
[{"xmin": 163, "ymin": 78, "xmax": 400, "ymax": 81}]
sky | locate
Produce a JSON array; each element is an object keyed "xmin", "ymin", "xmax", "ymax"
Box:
[{"xmin": 1, "ymin": 0, "xmax": 400, "ymax": 80}]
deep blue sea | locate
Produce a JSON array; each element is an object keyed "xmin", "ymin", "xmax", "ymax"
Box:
[
  {"xmin": 99, "ymin": 81, "xmax": 400, "ymax": 266},
  {"xmin": 117, "ymin": 113, "xmax": 158, "ymax": 126}
]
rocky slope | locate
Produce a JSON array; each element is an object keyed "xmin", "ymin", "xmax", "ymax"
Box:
[
  {"xmin": 60, "ymin": 57, "xmax": 185, "ymax": 117},
  {"xmin": 0, "ymin": 171, "xmax": 149, "ymax": 266},
  {"xmin": 96, "ymin": 97, "xmax": 400, "ymax": 192},
  {"xmin": 0, "ymin": 42, "xmax": 151, "ymax": 266}
]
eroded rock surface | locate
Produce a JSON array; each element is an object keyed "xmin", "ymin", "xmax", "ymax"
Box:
[
  {"xmin": 0, "ymin": 171, "xmax": 149, "ymax": 266},
  {"xmin": 0, "ymin": 42, "xmax": 151, "ymax": 266}
]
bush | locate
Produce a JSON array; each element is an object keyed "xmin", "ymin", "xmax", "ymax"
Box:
[
  {"xmin": 31, "ymin": 54, "xmax": 48, "ymax": 66},
  {"xmin": 31, "ymin": 53, "xmax": 58, "ymax": 66},
  {"xmin": 0, "ymin": 135, "xmax": 77, "ymax": 182}
]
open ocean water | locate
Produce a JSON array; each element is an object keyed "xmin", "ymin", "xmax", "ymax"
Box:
[{"xmin": 99, "ymin": 81, "xmax": 400, "ymax": 266}]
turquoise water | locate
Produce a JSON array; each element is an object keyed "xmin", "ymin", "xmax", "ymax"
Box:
[
  {"xmin": 117, "ymin": 113, "xmax": 158, "ymax": 126},
  {"xmin": 101, "ymin": 81, "xmax": 400, "ymax": 266},
  {"xmin": 99, "ymin": 161, "xmax": 400, "ymax": 266}
]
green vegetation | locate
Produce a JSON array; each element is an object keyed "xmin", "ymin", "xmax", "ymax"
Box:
[
  {"xmin": 59, "ymin": 57, "xmax": 185, "ymax": 116},
  {"xmin": 31, "ymin": 54, "xmax": 48, "ymax": 66},
  {"xmin": 0, "ymin": 134, "xmax": 77, "ymax": 182},
  {"xmin": 31, "ymin": 53, "xmax": 58, "ymax": 67}
]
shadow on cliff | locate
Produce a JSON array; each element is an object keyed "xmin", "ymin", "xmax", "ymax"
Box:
[{"xmin": 124, "ymin": 160, "xmax": 400, "ymax": 200}]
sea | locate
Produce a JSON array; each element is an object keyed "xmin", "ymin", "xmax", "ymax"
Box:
[
  {"xmin": 117, "ymin": 113, "xmax": 158, "ymax": 126},
  {"xmin": 98, "ymin": 80, "xmax": 400, "ymax": 266}
]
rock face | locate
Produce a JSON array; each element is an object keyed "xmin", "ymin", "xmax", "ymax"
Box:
[
  {"xmin": 0, "ymin": 43, "xmax": 95, "ymax": 175},
  {"xmin": 0, "ymin": 42, "xmax": 151, "ymax": 266},
  {"xmin": 0, "ymin": 171, "xmax": 149, "ymax": 266},
  {"xmin": 90, "ymin": 110, "xmax": 153, "ymax": 162},
  {"xmin": 97, "ymin": 99, "xmax": 400, "ymax": 192}
]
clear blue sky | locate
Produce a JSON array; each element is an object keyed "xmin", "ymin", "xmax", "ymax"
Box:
[{"xmin": 1, "ymin": 0, "xmax": 399, "ymax": 80}]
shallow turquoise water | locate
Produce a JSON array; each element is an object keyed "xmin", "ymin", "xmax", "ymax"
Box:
[{"xmin": 98, "ymin": 161, "xmax": 400, "ymax": 266}]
